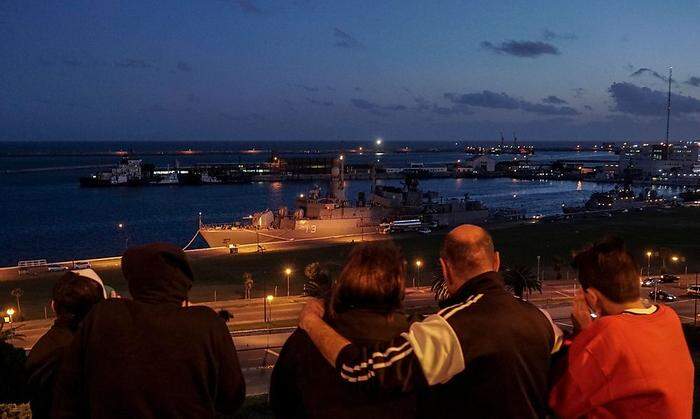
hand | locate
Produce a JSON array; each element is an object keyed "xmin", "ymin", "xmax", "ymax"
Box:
[
  {"xmin": 571, "ymin": 290, "xmax": 594, "ymax": 332},
  {"xmin": 299, "ymin": 299, "xmax": 325, "ymax": 331}
]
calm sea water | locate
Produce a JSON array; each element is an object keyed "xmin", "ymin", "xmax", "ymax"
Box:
[{"xmin": 0, "ymin": 141, "xmax": 673, "ymax": 266}]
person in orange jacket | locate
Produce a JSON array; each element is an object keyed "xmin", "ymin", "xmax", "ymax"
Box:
[{"xmin": 549, "ymin": 237, "xmax": 694, "ymax": 419}]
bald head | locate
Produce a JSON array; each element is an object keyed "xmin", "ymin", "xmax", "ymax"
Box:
[{"xmin": 440, "ymin": 225, "xmax": 498, "ymax": 286}]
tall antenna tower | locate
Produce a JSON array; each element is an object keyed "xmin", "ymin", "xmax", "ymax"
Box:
[{"xmin": 665, "ymin": 66, "xmax": 672, "ymax": 155}]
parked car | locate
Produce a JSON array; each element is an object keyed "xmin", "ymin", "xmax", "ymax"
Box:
[
  {"xmin": 687, "ymin": 285, "xmax": 700, "ymax": 297},
  {"xmin": 73, "ymin": 261, "xmax": 91, "ymax": 269},
  {"xmin": 660, "ymin": 274, "xmax": 680, "ymax": 283},
  {"xmin": 640, "ymin": 278, "xmax": 659, "ymax": 288},
  {"xmin": 47, "ymin": 263, "xmax": 68, "ymax": 272},
  {"xmin": 648, "ymin": 290, "xmax": 677, "ymax": 302}
]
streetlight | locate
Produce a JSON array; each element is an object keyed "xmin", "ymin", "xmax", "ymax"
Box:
[
  {"xmin": 117, "ymin": 223, "xmax": 128, "ymax": 249},
  {"xmin": 284, "ymin": 268, "xmax": 292, "ymax": 296},
  {"xmin": 6, "ymin": 308, "xmax": 15, "ymax": 323},
  {"xmin": 415, "ymin": 260, "xmax": 423, "ymax": 287},
  {"xmin": 645, "ymin": 251, "xmax": 653, "ymax": 278}
]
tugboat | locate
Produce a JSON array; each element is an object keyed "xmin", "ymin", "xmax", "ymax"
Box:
[
  {"xmin": 680, "ymin": 188, "xmax": 700, "ymax": 203},
  {"xmin": 562, "ymin": 185, "xmax": 664, "ymax": 213}
]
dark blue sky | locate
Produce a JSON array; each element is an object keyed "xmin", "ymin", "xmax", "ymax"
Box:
[{"xmin": 2, "ymin": 0, "xmax": 700, "ymax": 142}]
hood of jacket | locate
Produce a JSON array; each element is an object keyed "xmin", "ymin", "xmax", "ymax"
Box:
[{"xmin": 122, "ymin": 243, "xmax": 193, "ymax": 305}]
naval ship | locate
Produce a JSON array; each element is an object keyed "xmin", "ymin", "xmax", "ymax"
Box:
[{"xmin": 198, "ymin": 157, "xmax": 489, "ymax": 248}]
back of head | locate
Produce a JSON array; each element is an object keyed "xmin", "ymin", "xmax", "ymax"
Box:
[
  {"xmin": 53, "ymin": 272, "xmax": 105, "ymax": 328},
  {"xmin": 122, "ymin": 243, "xmax": 194, "ymax": 304},
  {"xmin": 572, "ymin": 236, "xmax": 639, "ymax": 303},
  {"xmin": 330, "ymin": 242, "xmax": 405, "ymax": 316},
  {"xmin": 441, "ymin": 224, "xmax": 496, "ymax": 280}
]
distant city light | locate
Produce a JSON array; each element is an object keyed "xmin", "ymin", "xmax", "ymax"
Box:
[
  {"xmin": 117, "ymin": 223, "xmax": 124, "ymax": 229},
  {"xmin": 376, "ymin": 138, "xmax": 383, "ymax": 146}
]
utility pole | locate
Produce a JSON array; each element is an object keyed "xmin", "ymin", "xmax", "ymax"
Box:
[{"xmin": 665, "ymin": 67, "xmax": 672, "ymax": 158}]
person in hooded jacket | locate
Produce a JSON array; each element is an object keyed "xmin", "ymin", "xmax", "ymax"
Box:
[
  {"xmin": 26, "ymin": 272, "xmax": 104, "ymax": 419},
  {"xmin": 51, "ymin": 243, "xmax": 245, "ymax": 419},
  {"xmin": 269, "ymin": 242, "xmax": 416, "ymax": 419}
]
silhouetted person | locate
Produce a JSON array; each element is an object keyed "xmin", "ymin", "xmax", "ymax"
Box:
[
  {"xmin": 270, "ymin": 242, "xmax": 416, "ymax": 418},
  {"xmin": 549, "ymin": 237, "xmax": 693, "ymax": 418},
  {"xmin": 52, "ymin": 243, "xmax": 245, "ymax": 418},
  {"xmin": 26, "ymin": 272, "xmax": 104, "ymax": 419},
  {"xmin": 299, "ymin": 225, "xmax": 562, "ymax": 419}
]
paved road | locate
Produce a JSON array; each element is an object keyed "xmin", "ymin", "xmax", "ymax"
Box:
[{"xmin": 6, "ymin": 278, "xmax": 699, "ymax": 395}]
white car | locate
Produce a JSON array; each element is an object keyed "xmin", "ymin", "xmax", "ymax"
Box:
[
  {"xmin": 74, "ymin": 261, "xmax": 91, "ymax": 269},
  {"xmin": 47, "ymin": 263, "xmax": 68, "ymax": 272},
  {"xmin": 687, "ymin": 285, "xmax": 700, "ymax": 297}
]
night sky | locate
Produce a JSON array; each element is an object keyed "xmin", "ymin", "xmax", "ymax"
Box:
[{"xmin": 2, "ymin": 0, "xmax": 700, "ymax": 142}]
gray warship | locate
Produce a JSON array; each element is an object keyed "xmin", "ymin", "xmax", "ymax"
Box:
[{"xmin": 198, "ymin": 157, "xmax": 489, "ymax": 248}]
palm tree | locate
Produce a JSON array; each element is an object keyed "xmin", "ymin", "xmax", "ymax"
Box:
[
  {"xmin": 430, "ymin": 270, "xmax": 450, "ymax": 303},
  {"xmin": 303, "ymin": 262, "xmax": 333, "ymax": 298},
  {"xmin": 502, "ymin": 265, "xmax": 542, "ymax": 299}
]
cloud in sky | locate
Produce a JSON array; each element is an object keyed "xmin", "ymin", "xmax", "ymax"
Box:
[
  {"xmin": 542, "ymin": 29, "xmax": 577, "ymax": 41},
  {"xmin": 685, "ymin": 76, "xmax": 700, "ymax": 87},
  {"xmin": 295, "ymin": 84, "xmax": 320, "ymax": 92},
  {"xmin": 236, "ymin": 0, "xmax": 262, "ymax": 14},
  {"xmin": 480, "ymin": 40, "xmax": 559, "ymax": 57},
  {"xmin": 114, "ymin": 59, "xmax": 154, "ymax": 69},
  {"xmin": 177, "ymin": 61, "xmax": 192, "ymax": 72},
  {"xmin": 445, "ymin": 90, "xmax": 578, "ymax": 115},
  {"xmin": 608, "ymin": 82, "xmax": 700, "ymax": 115},
  {"xmin": 629, "ymin": 67, "xmax": 674, "ymax": 85},
  {"xmin": 333, "ymin": 28, "xmax": 363, "ymax": 49},
  {"xmin": 306, "ymin": 98, "xmax": 334, "ymax": 106},
  {"xmin": 542, "ymin": 95, "xmax": 567, "ymax": 104}
]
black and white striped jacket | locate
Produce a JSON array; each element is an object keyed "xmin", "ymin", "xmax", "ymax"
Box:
[{"xmin": 335, "ymin": 271, "xmax": 563, "ymax": 418}]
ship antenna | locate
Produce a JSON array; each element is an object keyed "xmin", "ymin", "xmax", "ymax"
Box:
[{"xmin": 665, "ymin": 66, "xmax": 672, "ymax": 158}]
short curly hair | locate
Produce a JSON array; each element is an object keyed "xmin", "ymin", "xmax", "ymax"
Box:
[{"xmin": 572, "ymin": 236, "xmax": 640, "ymax": 303}]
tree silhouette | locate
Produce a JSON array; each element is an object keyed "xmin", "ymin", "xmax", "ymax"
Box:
[
  {"xmin": 502, "ymin": 265, "xmax": 542, "ymax": 299},
  {"xmin": 303, "ymin": 262, "xmax": 333, "ymax": 298}
]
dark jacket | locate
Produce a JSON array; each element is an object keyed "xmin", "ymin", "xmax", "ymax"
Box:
[
  {"xmin": 336, "ymin": 272, "xmax": 562, "ymax": 419},
  {"xmin": 51, "ymin": 243, "xmax": 246, "ymax": 418},
  {"xmin": 270, "ymin": 308, "xmax": 416, "ymax": 419},
  {"xmin": 25, "ymin": 318, "xmax": 75, "ymax": 419}
]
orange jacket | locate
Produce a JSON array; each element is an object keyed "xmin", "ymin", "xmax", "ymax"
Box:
[{"xmin": 550, "ymin": 305, "xmax": 694, "ymax": 418}]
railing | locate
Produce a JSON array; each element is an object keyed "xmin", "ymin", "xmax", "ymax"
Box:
[{"xmin": 17, "ymin": 259, "xmax": 47, "ymax": 268}]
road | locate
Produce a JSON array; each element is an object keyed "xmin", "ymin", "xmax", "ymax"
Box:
[{"xmin": 4, "ymin": 278, "xmax": 699, "ymax": 395}]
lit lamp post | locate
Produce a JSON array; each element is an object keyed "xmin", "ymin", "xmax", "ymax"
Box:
[
  {"xmin": 6, "ymin": 308, "xmax": 15, "ymax": 324},
  {"xmin": 414, "ymin": 260, "xmax": 423, "ymax": 288},
  {"xmin": 117, "ymin": 223, "xmax": 128, "ymax": 249},
  {"xmin": 284, "ymin": 268, "xmax": 292, "ymax": 296},
  {"xmin": 645, "ymin": 251, "xmax": 653, "ymax": 278}
]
